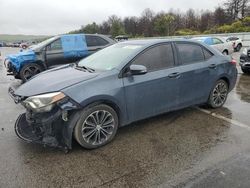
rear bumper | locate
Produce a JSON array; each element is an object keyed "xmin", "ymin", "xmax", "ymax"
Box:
[{"xmin": 229, "ymin": 67, "xmax": 238, "ymax": 92}]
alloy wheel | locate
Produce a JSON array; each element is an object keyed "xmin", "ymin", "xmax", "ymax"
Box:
[
  {"xmin": 23, "ymin": 66, "xmax": 41, "ymax": 80},
  {"xmin": 212, "ymin": 81, "xmax": 228, "ymax": 107},
  {"xmin": 81, "ymin": 110, "xmax": 115, "ymax": 146}
]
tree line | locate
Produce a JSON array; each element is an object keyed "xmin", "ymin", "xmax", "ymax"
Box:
[{"xmin": 70, "ymin": 0, "xmax": 250, "ymax": 37}]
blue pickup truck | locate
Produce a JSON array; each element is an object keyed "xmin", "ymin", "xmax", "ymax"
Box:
[{"xmin": 5, "ymin": 34, "xmax": 115, "ymax": 81}]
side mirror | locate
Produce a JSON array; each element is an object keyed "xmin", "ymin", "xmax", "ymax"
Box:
[{"xmin": 128, "ymin": 64, "xmax": 147, "ymax": 76}]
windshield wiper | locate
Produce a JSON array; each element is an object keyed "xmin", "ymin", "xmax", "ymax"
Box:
[{"xmin": 75, "ymin": 64, "xmax": 95, "ymax": 73}]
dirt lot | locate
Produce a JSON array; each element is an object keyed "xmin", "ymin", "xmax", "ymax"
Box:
[{"xmin": 0, "ymin": 47, "xmax": 250, "ymax": 188}]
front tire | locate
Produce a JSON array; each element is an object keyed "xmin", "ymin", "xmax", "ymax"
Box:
[
  {"xmin": 20, "ymin": 63, "xmax": 43, "ymax": 82},
  {"xmin": 208, "ymin": 79, "xmax": 229, "ymax": 108},
  {"xmin": 222, "ymin": 50, "xmax": 228, "ymax": 55},
  {"xmin": 241, "ymin": 67, "xmax": 250, "ymax": 74},
  {"xmin": 74, "ymin": 104, "xmax": 119, "ymax": 149}
]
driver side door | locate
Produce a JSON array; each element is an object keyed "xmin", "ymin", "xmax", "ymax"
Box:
[
  {"xmin": 45, "ymin": 38, "xmax": 66, "ymax": 67},
  {"xmin": 122, "ymin": 43, "xmax": 181, "ymax": 123}
]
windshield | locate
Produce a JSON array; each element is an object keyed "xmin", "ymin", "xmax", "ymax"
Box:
[
  {"xmin": 30, "ymin": 36, "xmax": 58, "ymax": 50},
  {"xmin": 78, "ymin": 43, "xmax": 143, "ymax": 71}
]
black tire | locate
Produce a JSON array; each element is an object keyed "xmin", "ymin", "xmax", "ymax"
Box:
[
  {"xmin": 241, "ymin": 68, "xmax": 250, "ymax": 74},
  {"xmin": 74, "ymin": 104, "xmax": 119, "ymax": 149},
  {"xmin": 236, "ymin": 44, "xmax": 242, "ymax": 52},
  {"xmin": 207, "ymin": 79, "xmax": 229, "ymax": 108},
  {"xmin": 222, "ymin": 50, "xmax": 228, "ymax": 55},
  {"xmin": 20, "ymin": 63, "xmax": 43, "ymax": 82}
]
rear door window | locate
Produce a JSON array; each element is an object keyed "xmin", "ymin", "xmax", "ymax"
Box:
[
  {"xmin": 86, "ymin": 36, "xmax": 109, "ymax": 47},
  {"xmin": 176, "ymin": 43, "xmax": 205, "ymax": 64},
  {"xmin": 132, "ymin": 44, "xmax": 174, "ymax": 72},
  {"xmin": 203, "ymin": 48, "xmax": 213, "ymax": 60},
  {"xmin": 228, "ymin": 37, "xmax": 239, "ymax": 41}
]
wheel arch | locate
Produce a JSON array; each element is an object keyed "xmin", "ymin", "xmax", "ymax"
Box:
[
  {"xmin": 64, "ymin": 98, "xmax": 123, "ymax": 149},
  {"xmin": 223, "ymin": 49, "xmax": 228, "ymax": 54},
  {"xmin": 34, "ymin": 60, "xmax": 47, "ymax": 70},
  {"xmin": 19, "ymin": 60, "xmax": 46, "ymax": 72},
  {"xmin": 219, "ymin": 76, "xmax": 230, "ymax": 89},
  {"xmin": 208, "ymin": 75, "xmax": 230, "ymax": 100},
  {"xmin": 80, "ymin": 98, "xmax": 123, "ymax": 126}
]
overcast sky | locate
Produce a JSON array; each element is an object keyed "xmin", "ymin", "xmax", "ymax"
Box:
[{"xmin": 0, "ymin": 0, "xmax": 222, "ymax": 35}]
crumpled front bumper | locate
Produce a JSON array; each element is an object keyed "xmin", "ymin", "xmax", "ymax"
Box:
[
  {"xmin": 240, "ymin": 55, "xmax": 250, "ymax": 70},
  {"xmin": 15, "ymin": 110, "xmax": 66, "ymax": 150},
  {"xmin": 239, "ymin": 61, "xmax": 250, "ymax": 69},
  {"xmin": 4, "ymin": 59, "xmax": 18, "ymax": 76},
  {"xmin": 14, "ymin": 102, "xmax": 81, "ymax": 152}
]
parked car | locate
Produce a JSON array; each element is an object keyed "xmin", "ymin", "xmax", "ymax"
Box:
[
  {"xmin": 5, "ymin": 43, "xmax": 13, "ymax": 47},
  {"xmin": 115, "ymin": 35, "xmax": 129, "ymax": 42},
  {"xmin": 4, "ymin": 34, "xmax": 115, "ymax": 82},
  {"xmin": 226, "ymin": 36, "xmax": 243, "ymax": 52},
  {"xmin": 192, "ymin": 37, "xmax": 234, "ymax": 55},
  {"xmin": 0, "ymin": 42, "xmax": 6, "ymax": 47},
  {"xmin": 20, "ymin": 42, "xmax": 29, "ymax": 49},
  {"xmin": 13, "ymin": 42, "xmax": 21, "ymax": 47},
  {"xmin": 9, "ymin": 39, "xmax": 237, "ymax": 151},
  {"xmin": 240, "ymin": 48, "xmax": 250, "ymax": 74}
]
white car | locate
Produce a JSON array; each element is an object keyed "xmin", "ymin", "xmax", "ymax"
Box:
[
  {"xmin": 226, "ymin": 36, "xmax": 243, "ymax": 52},
  {"xmin": 193, "ymin": 37, "xmax": 234, "ymax": 55}
]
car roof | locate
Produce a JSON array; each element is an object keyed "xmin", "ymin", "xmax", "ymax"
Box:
[
  {"xmin": 192, "ymin": 37, "xmax": 210, "ymax": 40},
  {"xmin": 119, "ymin": 38, "xmax": 202, "ymax": 47},
  {"xmin": 60, "ymin": 33, "xmax": 109, "ymax": 37}
]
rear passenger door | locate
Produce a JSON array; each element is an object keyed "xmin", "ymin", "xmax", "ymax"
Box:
[
  {"xmin": 123, "ymin": 43, "xmax": 181, "ymax": 122},
  {"xmin": 85, "ymin": 35, "xmax": 110, "ymax": 55},
  {"xmin": 175, "ymin": 42, "xmax": 216, "ymax": 107}
]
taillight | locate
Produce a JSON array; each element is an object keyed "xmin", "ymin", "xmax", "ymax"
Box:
[{"xmin": 230, "ymin": 59, "xmax": 237, "ymax": 66}]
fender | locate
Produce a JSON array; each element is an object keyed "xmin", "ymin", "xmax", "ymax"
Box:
[
  {"xmin": 6, "ymin": 50, "xmax": 37, "ymax": 72},
  {"xmin": 62, "ymin": 111, "xmax": 82, "ymax": 150},
  {"xmin": 79, "ymin": 95, "xmax": 127, "ymax": 126}
]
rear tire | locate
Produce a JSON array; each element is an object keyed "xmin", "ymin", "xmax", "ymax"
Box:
[
  {"xmin": 236, "ymin": 44, "xmax": 242, "ymax": 52},
  {"xmin": 74, "ymin": 104, "xmax": 119, "ymax": 149},
  {"xmin": 222, "ymin": 50, "xmax": 228, "ymax": 55},
  {"xmin": 20, "ymin": 63, "xmax": 43, "ymax": 82},
  {"xmin": 207, "ymin": 79, "xmax": 229, "ymax": 108}
]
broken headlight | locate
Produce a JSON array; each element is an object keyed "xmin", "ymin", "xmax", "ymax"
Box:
[{"xmin": 22, "ymin": 92, "xmax": 65, "ymax": 113}]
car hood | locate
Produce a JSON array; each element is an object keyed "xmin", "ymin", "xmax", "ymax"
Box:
[{"xmin": 15, "ymin": 65, "xmax": 99, "ymax": 97}]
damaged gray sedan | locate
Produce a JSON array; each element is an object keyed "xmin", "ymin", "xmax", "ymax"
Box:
[{"xmin": 10, "ymin": 39, "xmax": 237, "ymax": 151}]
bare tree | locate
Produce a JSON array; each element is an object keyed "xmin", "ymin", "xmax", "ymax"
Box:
[
  {"xmin": 224, "ymin": 0, "xmax": 250, "ymax": 20},
  {"xmin": 241, "ymin": 0, "xmax": 249, "ymax": 17},
  {"xmin": 214, "ymin": 7, "xmax": 228, "ymax": 25},
  {"xmin": 124, "ymin": 17, "xmax": 138, "ymax": 36},
  {"xmin": 199, "ymin": 11, "xmax": 213, "ymax": 32},
  {"xmin": 138, "ymin": 8, "xmax": 155, "ymax": 37}
]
